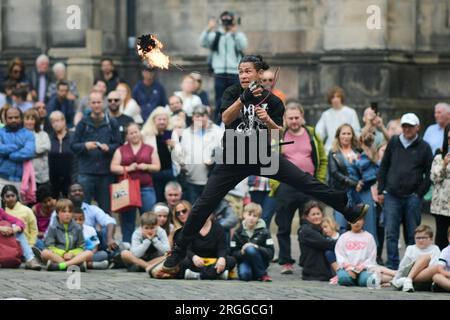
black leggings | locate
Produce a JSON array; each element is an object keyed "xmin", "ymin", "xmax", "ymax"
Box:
[
  {"xmin": 177, "ymin": 155, "xmax": 348, "ymax": 246},
  {"xmin": 181, "ymin": 256, "xmax": 236, "ymax": 280}
]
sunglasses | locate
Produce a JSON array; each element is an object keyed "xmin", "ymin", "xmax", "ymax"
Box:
[
  {"xmin": 175, "ymin": 208, "xmax": 188, "ymax": 216},
  {"xmin": 108, "ymin": 99, "xmax": 120, "ymax": 103}
]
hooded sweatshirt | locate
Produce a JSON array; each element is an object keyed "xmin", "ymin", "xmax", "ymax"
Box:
[
  {"xmin": 44, "ymin": 218, "xmax": 85, "ymax": 256},
  {"xmin": 130, "ymin": 226, "xmax": 170, "ymax": 258}
]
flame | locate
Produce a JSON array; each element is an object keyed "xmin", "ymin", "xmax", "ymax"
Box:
[{"xmin": 136, "ymin": 34, "xmax": 170, "ymax": 70}]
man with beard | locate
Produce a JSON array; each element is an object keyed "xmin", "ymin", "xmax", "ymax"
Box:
[
  {"xmin": 49, "ymin": 183, "xmax": 119, "ymax": 252},
  {"xmin": 0, "ymin": 107, "xmax": 35, "ymax": 193}
]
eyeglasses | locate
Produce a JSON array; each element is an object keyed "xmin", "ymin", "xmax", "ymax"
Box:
[
  {"xmin": 108, "ymin": 99, "xmax": 120, "ymax": 103},
  {"xmin": 262, "ymin": 79, "xmax": 273, "ymax": 82},
  {"xmin": 175, "ymin": 208, "xmax": 188, "ymax": 216},
  {"xmin": 415, "ymin": 236, "xmax": 430, "ymax": 240}
]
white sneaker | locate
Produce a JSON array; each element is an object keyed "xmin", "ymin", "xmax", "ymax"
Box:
[
  {"xmin": 219, "ymin": 270, "xmax": 229, "ymax": 280},
  {"xmin": 184, "ymin": 269, "xmax": 200, "ymax": 280},
  {"xmin": 391, "ymin": 277, "xmax": 406, "ymax": 290},
  {"xmin": 402, "ymin": 278, "xmax": 414, "ymax": 292}
]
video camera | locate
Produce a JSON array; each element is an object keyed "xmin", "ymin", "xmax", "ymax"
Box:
[{"xmin": 220, "ymin": 11, "xmax": 241, "ymax": 27}]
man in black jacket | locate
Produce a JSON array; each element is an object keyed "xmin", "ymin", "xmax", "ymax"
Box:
[{"xmin": 377, "ymin": 113, "xmax": 433, "ymax": 270}]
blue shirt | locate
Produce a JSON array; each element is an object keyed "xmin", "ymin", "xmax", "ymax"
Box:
[
  {"xmin": 132, "ymin": 80, "xmax": 168, "ymax": 122},
  {"xmin": 423, "ymin": 124, "xmax": 443, "ymax": 155}
]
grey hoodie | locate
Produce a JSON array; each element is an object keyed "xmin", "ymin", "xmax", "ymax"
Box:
[
  {"xmin": 44, "ymin": 219, "xmax": 85, "ymax": 252},
  {"xmin": 130, "ymin": 226, "xmax": 170, "ymax": 258}
]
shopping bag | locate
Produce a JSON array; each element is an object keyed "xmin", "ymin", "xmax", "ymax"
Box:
[{"xmin": 110, "ymin": 171, "xmax": 142, "ymax": 213}]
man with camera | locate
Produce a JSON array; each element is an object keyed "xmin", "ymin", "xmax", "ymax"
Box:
[{"xmin": 200, "ymin": 11, "xmax": 248, "ymax": 125}]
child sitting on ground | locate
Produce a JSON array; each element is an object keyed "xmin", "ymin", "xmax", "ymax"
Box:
[
  {"xmin": 42, "ymin": 199, "xmax": 93, "ymax": 271},
  {"xmin": 431, "ymin": 226, "xmax": 450, "ymax": 292},
  {"xmin": 153, "ymin": 202, "xmax": 173, "ymax": 237},
  {"xmin": 321, "ymin": 216, "xmax": 340, "ymax": 283},
  {"xmin": 335, "ymin": 218, "xmax": 378, "ymax": 287},
  {"xmin": 73, "ymin": 207, "xmax": 109, "ymax": 270},
  {"xmin": 230, "ymin": 202, "xmax": 274, "ymax": 282},
  {"xmin": 32, "ymin": 185, "xmax": 56, "ymax": 251},
  {"xmin": 120, "ymin": 212, "xmax": 170, "ymax": 272},
  {"xmin": 391, "ymin": 225, "xmax": 441, "ymax": 292}
]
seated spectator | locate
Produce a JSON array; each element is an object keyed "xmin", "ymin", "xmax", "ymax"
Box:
[
  {"xmin": 46, "ymin": 62, "xmax": 78, "ymax": 101},
  {"xmin": 120, "ymin": 212, "xmax": 170, "ymax": 272},
  {"xmin": 169, "ymin": 200, "xmax": 192, "ymax": 246},
  {"xmin": 42, "ymin": 199, "xmax": 93, "ymax": 271},
  {"xmin": 391, "ymin": 225, "xmax": 441, "ymax": 292},
  {"xmin": 116, "ymin": 82, "xmax": 143, "ymax": 124},
  {"xmin": 12, "ymin": 85, "xmax": 33, "ymax": 113},
  {"xmin": 335, "ymin": 218, "xmax": 380, "ymax": 287},
  {"xmin": 0, "ymin": 79, "xmax": 17, "ymax": 109},
  {"xmin": 181, "ymin": 215, "xmax": 236, "ymax": 280},
  {"xmin": 1, "ymin": 185, "xmax": 38, "ymax": 248},
  {"xmin": 47, "ymin": 81, "xmax": 76, "ymax": 128},
  {"xmin": 153, "ymin": 202, "xmax": 173, "ymax": 237},
  {"xmin": 321, "ymin": 216, "xmax": 340, "ymax": 282},
  {"xmin": 0, "ymin": 207, "xmax": 41, "ymax": 270},
  {"xmin": 32, "ymin": 185, "xmax": 56, "ymax": 251},
  {"xmin": 23, "ymin": 108, "xmax": 51, "ymax": 188},
  {"xmin": 298, "ymin": 201, "xmax": 336, "ymax": 281},
  {"xmin": 48, "ymin": 111, "xmax": 76, "ymax": 198},
  {"xmin": 230, "ymin": 202, "xmax": 274, "ymax": 282},
  {"xmin": 111, "ymin": 123, "xmax": 161, "ymax": 243},
  {"xmin": 73, "ymin": 207, "xmax": 109, "ymax": 270},
  {"xmin": 431, "ymin": 227, "xmax": 450, "ymax": 292}
]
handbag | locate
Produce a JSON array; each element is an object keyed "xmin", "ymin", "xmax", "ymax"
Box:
[
  {"xmin": 20, "ymin": 160, "xmax": 36, "ymax": 204},
  {"xmin": 110, "ymin": 169, "xmax": 142, "ymax": 213},
  {"xmin": 0, "ymin": 221, "xmax": 23, "ymax": 268}
]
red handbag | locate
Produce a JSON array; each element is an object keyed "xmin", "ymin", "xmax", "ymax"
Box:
[
  {"xmin": 0, "ymin": 221, "xmax": 23, "ymax": 268},
  {"xmin": 110, "ymin": 170, "xmax": 142, "ymax": 213}
]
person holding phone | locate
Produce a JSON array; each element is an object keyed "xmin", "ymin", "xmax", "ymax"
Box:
[{"xmin": 361, "ymin": 105, "xmax": 389, "ymax": 150}]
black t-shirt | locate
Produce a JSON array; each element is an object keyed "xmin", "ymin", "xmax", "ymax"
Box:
[
  {"xmin": 220, "ymin": 83, "xmax": 285, "ymax": 165},
  {"xmin": 114, "ymin": 114, "xmax": 134, "ymax": 143}
]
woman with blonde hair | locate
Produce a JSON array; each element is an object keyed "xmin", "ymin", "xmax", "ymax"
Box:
[
  {"xmin": 169, "ymin": 200, "xmax": 192, "ymax": 246},
  {"xmin": 116, "ymin": 82, "xmax": 143, "ymax": 124},
  {"xmin": 142, "ymin": 107, "xmax": 177, "ymax": 202}
]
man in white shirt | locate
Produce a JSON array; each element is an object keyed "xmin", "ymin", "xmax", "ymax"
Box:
[{"xmin": 423, "ymin": 102, "xmax": 450, "ymax": 155}]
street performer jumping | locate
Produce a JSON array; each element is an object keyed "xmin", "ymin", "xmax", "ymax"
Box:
[{"xmin": 162, "ymin": 55, "xmax": 368, "ymax": 273}]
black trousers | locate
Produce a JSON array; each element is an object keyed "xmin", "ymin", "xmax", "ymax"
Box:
[
  {"xmin": 181, "ymin": 256, "xmax": 236, "ymax": 280},
  {"xmin": 177, "ymin": 155, "xmax": 348, "ymax": 247},
  {"xmin": 274, "ymin": 183, "xmax": 312, "ymax": 265}
]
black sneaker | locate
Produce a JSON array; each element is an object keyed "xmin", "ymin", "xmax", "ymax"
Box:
[
  {"xmin": 32, "ymin": 246, "xmax": 43, "ymax": 264},
  {"xmin": 343, "ymin": 203, "xmax": 369, "ymax": 224},
  {"xmin": 162, "ymin": 245, "xmax": 186, "ymax": 273},
  {"xmin": 79, "ymin": 262, "xmax": 87, "ymax": 272}
]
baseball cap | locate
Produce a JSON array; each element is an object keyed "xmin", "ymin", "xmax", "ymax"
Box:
[{"xmin": 400, "ymin": 113, "xmax": 420, "ymax": 126}]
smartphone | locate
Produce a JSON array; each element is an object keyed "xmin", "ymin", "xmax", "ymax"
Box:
[{"xmin": 370, "ymin": 102, "xmax": 379, "ymax": 115}]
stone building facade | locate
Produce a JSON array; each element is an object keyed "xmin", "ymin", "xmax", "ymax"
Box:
[{"xmin": 1, "ymin": 0, "xmax": 450, "ymax": 127}]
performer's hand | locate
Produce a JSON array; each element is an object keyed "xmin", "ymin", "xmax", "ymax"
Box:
[{"xmin": 255, "ymin": 107, "xmax": 270, "ymax": 124}]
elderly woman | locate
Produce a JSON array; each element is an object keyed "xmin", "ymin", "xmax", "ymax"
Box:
[
  {"xmin": 111, "ymin": 122, "xmax": 161, "ymax": 243},
  {"xmin": 46, "ymin": 62, "xmax": 79, "ymax": 100}
]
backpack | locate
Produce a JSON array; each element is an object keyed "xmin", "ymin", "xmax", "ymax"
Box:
[
  {"xmin": 208, "ymin": 31, "xmax": 244, "ymax": 73},
  {"xmin": 0, "ymin": 221, "xmax": 23, "ymax": 268}
]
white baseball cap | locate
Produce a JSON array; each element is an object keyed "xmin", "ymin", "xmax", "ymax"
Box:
[{"xmin": 400, "ymin": 113, "xmax": 420, "ymax": 126}]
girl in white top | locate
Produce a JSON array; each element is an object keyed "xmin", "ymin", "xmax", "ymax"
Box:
[
  {"xmin": 116, "ymin": 82, "xmax": 143, "ymax": 124},
  {"xmin": 174, "ymin": 75, "xmax": 203, "ymax": 118}
]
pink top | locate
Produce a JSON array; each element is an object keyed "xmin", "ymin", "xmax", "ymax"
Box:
[
  {"xmin": 335, "ymin": 230, "xmax": 377, "ymax": 269},
  {"xmin": 0, "ymin": 208, "xmax": 25, "ymax": 230},
  {"xmin": 284, "ymin": 130, "xmax": 315, "ymax": 176},
  {"xmin": 34, "ymin": 203, "xmax": 51, "ymax": 236}
]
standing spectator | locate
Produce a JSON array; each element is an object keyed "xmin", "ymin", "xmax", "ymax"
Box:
[
  {"xmin": 199, "ymin": 11, "xmax": 248, "ymax": 124},
  {"xmin": 74, "ymin": 79, "xmax": 108, "ymax": 126},
  {"xmin": 132, "ymin": 67, "xmax": 168, "ymax": 122},
  {"xmin": 0, "ymin": 107, "xmax": 35, "ymax": 193},
  {"xmin": 3, "ymin": 58, "xmax": 32, "ymax": 91},
  {"xmin": 298, "ymin": 201, "xmax": 336, "ymax": 281},
  {"xmin": 0, "ymin": 79, "xmax": 17, "ymax": 107},
  {"xmin": 71, "ymin": 91, "xmax": 121, "ymax": 214},
  {"xmin": 34, "ymin": 101, "xmax": 52, "ymax": 134},
  {"xmin": 46, "ymin": 62, "xmax": 78, "ymax": 101},
  {"xmin": 30, "ymin": 54, "xmax": 52, "ymax": 103},
  {"xmin": 174, "ymin": 75, "xmax": 203, "ymax": 121},
  {"xmin": 48, "ymin": 111, "xmax": 76, "ymax": 198},
  {"xmin": 247, "ymin": 176, "xmax": 277, "ymax": 228},
  {"xmin": 386, "ymin": 118, "xmax": 402, "ymax": 138},
  {"xmin": 166, "ymin": 95, "xmax": 187, "ymax": 125},
  {"xmin": 12, "ymin": 85, "xmax": 33, "ymax": 113},
  {"xmin": 172, "ymin": 105, "xmax": 223, "ymax": 205},
  {"xmin": 315, "ymin": 86, "xmax": 361, "ymax": 153},
  {"xmin": 142, "ymin": 107, "xmax": 176, "ymax": 202},
  {"xmin": 99, "ymin": 58, "xmax": 121, "ymax": 94},
  {"xmin": 361, "ymin": 107, "xmax": 389, "ymax": 150},
  {"xmin": 275, "ymin": 103, "xmax": 327, "ymax": 274},
  {"xmin": 107, "ymin": 90, "xmax": 133, "ymax": 143},
  {"xmin": 111, "ymin": 123, "xmax": 161, "ymax": 243},
  {"xmin": 430, "ymin": 124, "xmax": 450, "ymax": 250},
  {"xmin": 423, "ymin": 103, "xmax": 450, "ymax": 155},
  {"xmin": 378, "ymin": 113, "xmax": 433, "ymax": 270},
  {"xmin": 231, "ymin": 202, "xmax": 274, "ymax": 282},
  {"xmin": 116, "ymin": 82, "xmax": 143, "ymax": 124},
  {"xmin": 261, "ymin": 70, "xmax": 286, "ymax": 105},
  {"xmin": 190, "ymin": 72, "xmax": 210, "ymax": 108},
  {"xmin": 23, "ymin": 109, "xmax": 51, "ymax": 188},
  {"xmin": 327, "ymin": 124, "xmax": 361, "ymax": 233},
  {"xmin": 47, "ymin": 81, "xmax": 76, "ymax": 128},
  {"xmin": 164, "ymin": 181, "xmax": 183, "ymax": 213}
]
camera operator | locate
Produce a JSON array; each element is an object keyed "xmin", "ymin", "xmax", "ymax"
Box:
[{"xmin": 200, "ymin": 11, "xmax": 248, "ymax": 125}]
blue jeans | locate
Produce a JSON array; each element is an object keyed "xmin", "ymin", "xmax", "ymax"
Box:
[
  {"xmin": 214, "ymin": 74, "xmax": 240, "ymax": 124},
  {"xmin": 120, "ymin": 187, "xmax": 156, "ymax": 243},
  {"xmin": 238, "ymin": 246, "xmax": 269, "ymax": 281},
  {"xmin": 16, "ymin": 233, "xmax": 34, "ymax": 262},
  {"xmin": 250, "ymin": 191, "xmax": 278, "ymax": 229},
  {"xmin": 358, "ymin": 189, "xmax": 378, "ymax": 246},
  {"xmin": 185, "ymin": 182, "xmax": 205, "ymax": 206},
  {"xmin": 152, "ymin": 169, "xmax": 175, "ymax": 203},
  {"xmin": 78, "ymin": 174, "xmax": 112, "ymax": 214},
  {"xmin": 337, "ymin": 269, "xmax": 372, "ymax": 287},
  {"xmin": 35, "ymin": 238, "xmax": 45, "ymax": 250},
  {"xmin": 384, "ymin": 192, "xmax": 422, "ymax": 270}
]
